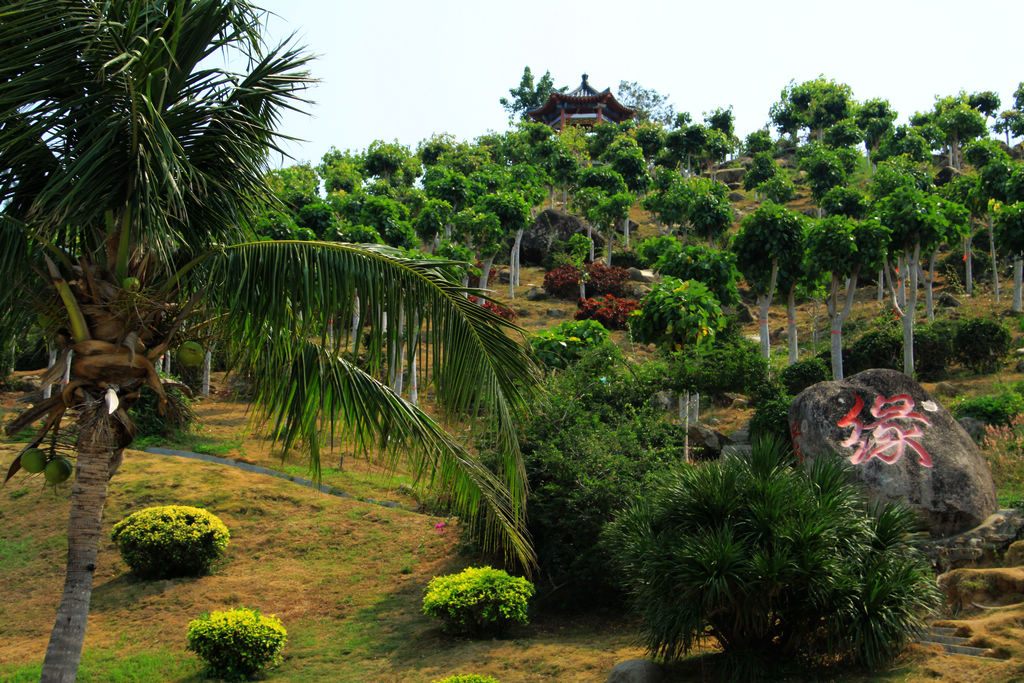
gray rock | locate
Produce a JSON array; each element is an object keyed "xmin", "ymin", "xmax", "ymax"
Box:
[
  {"xmin": 545, "ymin": 308, "xmax": 569, "ymax": 319},
  {"xmin": 688, "ymin": 423, "xmax": 732, "ymax": 458},
  {"xmin": 958, "ymin": 416, "xmax": 987, "ymax": 444},
  {"xmin": 923, "ymin": 509, "xmax": 1024, "ymax": 571},
  {"xmin": 1006, "ymin": 539, "xmax": 1024, "ymax": 566},
  {"xmin": 627, "ymin": 267, "xmax": 654, "ymax": 283},
  {"xmin": 728, "ymin": 191, "xmax": 746, "ymax": 202},
  {"xmin": 723, "ymin": 304, "xmax": 755, "ymax": 324},
  {"xmin": 525, "ymin": 287, "xmax": 549, "ymax": 302},
  {"xmin": 652, "ymin": 390, "xmax": 675, "ymax": 412},
  {"xmin": 934, "ymin": 381, "xmax": 959, "ymax": 397},
  {"xmin": 934, "ymin": 165, "xmax": 962, "ymax": 187},
  {"xmin": 791, "ymin": 369, "xmax": 998, "ymax": 536},
  {"xmin": 729, "ymin": 420, "xmax": 751, "ymax": 443},
  {"xmin": 937, "ymin": 291, "xmax": 961, "ymax": 308},
  {"xmin": 520, "ymin": 209, "xmax": 602, "ymax": 266},
  {"xmin": 1017, "ymin": 358, "xmax": 1024, "ymax": 373},
  {"xmin": 714, "ymin": 167, "xmax": 746, "ymax": 184},
  {"xmin": 606, "ymin": 658, "xmax": 664, "ymax": 683}
]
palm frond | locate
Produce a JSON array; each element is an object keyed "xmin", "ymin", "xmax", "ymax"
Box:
[{"xmin": 198, "ymin": 240, "xmax": 539, "ymax": 564}]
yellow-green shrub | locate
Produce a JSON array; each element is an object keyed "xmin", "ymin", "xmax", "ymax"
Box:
[
  {"xmin": 111, "ymin": 505, "xmax": 229, "ymax": 579},
  {"xmin": 186, "ymin": 607, "xmax": 286, "ymax": 680},
  {"xmin": 422, "ymin": 566, "xmax": 533, "ymax": 636}
]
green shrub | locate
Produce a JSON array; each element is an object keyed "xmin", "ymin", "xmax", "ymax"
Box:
[
  {"xmin": 530, "ymin": 319, "xmax": 610, "ymax": 369},
  {"xmin": 914, "ymin": 320, "xmax": 955, "ymax": 380},
  {"xmin": 651, "ymin": 244, "xmax": 740, "ymax": 306},
  {"xmin": 779, "ymin": 357, "xmax": 829, "ymax": 396},
  {"xmin": 952, "ymin": 389, "xmax": 1024, "ymax": 426},
  {"xmin": 954, "ymin": 317, "xmax": 1012, "ymax": 374},
  {"xmin": 476, "ymin": 350, "xmax": 686, "ymax": 611},
  {"xmin": 128, "ymin": 379, "xmax": 196, "ymax": 438},
  {"xmin": 111, "ymin": 505, "xmax": 230, "ymax": 579},
  {"xmin": 635, "ymin": 234, "xmax": 681, "ymax": 268},
  {"xmin": 847, "ymin": 327, "xmax": 902, "ymax": 375},
  {"xmin": 604, "ymin": 437, "xmax": 940, "ymax": 677},
  {"xmin": 749, "ymin": 393, "xmax": 793, "ymax": 443},
  {"xmin": 432, "ymin": 675, "xmax": 499, "ymax": 683},
  {"xmin": 630, "ymin": 277, "xmax": 726, "ymax": 352},
  {"xmin": 422, "ymin": 567, "xmax": 534, "ymax": 636},
  {"xmin": 668, "ymin": 333, "xmax": 768, "ymax": 399},
  {"xmin": 186, "ymin": 608, "xmax": 286, "ymax": 680}
]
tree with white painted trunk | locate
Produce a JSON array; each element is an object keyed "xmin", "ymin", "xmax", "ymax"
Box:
[
  {"xmin": 877, "ymin": 186, "xmax": 950, "ymax": 375},
  {"xmin": 803, "ymin": 216, "xmax": 890, "ymax": 380},
  {"xmin": 733, "ymin": 203, "xmax": 805, "ymax": 360},
  {"xmin": 994, "ymin": 202, "xmax": 1024, "ymax": 313}
]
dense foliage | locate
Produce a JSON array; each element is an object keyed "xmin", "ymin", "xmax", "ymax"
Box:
[
  {"xmin": 111, "ymin": 506, "xmax": 230, "ymax": 579},
  {"xmin": 422, "ymin": 566, "xmax": 534, "ymax": 636},
  {"xmin": 630, "ymin": 277, "xmax": 725, "ymax": 351},
  {"xmin": 605, "ymin": 438, "xmax": 939, "ymax": 677},
  {"xmin": 574, "ymin": 294, "xmax": 640, "ymax": 330},
  {"xmin": 186, "ymin": 608, "xmax": 287, "ymax": 680},
  {"xmin": 529, "ymin": 319, "xmax": 610, "ymax": 369},
  {"xmin": 954, "ymin": 317, "xmax": 1012, "ymax": 374}
]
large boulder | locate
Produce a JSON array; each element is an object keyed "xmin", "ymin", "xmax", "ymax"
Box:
[
  {"xmin": 520, "ymin": 209, "xmax": 602, "ymax": 266},
  {"xmin": 790, "ymin": 368, "xmax": 997, "ymax": 537},
  {"xmin": 714, "ymin": 167, "xmax": 746, "ymax": 184}
]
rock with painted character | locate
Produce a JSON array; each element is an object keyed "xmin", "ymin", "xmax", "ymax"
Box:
[{"xmin": 789, "ymin": 368, "xmax": 997, "ymax": 537}]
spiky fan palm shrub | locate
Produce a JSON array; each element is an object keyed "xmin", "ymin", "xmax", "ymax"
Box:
[{"xmin": 604, "ymin": 437, "xmax": 939, "ymax": 677}]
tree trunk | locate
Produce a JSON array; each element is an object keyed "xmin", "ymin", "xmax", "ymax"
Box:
[
  {"xmin": 478, "ymin": 256, "xmax": 495, "ymax": 301},
  {"xmin": 586, "ymin": 225, "xmax": 595, "ymax": 262},
  {"xmin": 990, "ymin": 218, "xmax": 1001, "ymax": 302},
  {"xmin": 896, "ymin": 255, "xmax": 906, "ymax": 310},
  {"xmin": 509, "ymin": 229, "xmax": 524, "ymax": 298},
  {"xmin": 162, "ymin": 353, "xmax": 170, "ymax": 375},
  {"xmin": 786, "ymin": 286, "xmax": 798, "ymax": 365},
  {"xmin": 829, "ymin": 271, "xmax": 860, "ymax": 381},
  {"xmin": 605, "ymin": 224, "xmax": 614, "ymax": 267},
  {"xmin": 43, "ymin": 347, "xmax": 58, "ymax": 400},
  {"xmin": 40, "ymin": 411, "xmax": 115, "ymax": 682},
  {"xmin": 1014, "ymin": 257, "xmax": 1023, "ymax": 313},
  {"xmin": 902, "ymin": 243, "xmax": 921, "ymax": 375},
  {"xmin": 756, "ymin": 261, "xmax": 779, "ymax": 360},
  {"xmin": 877, "ymin": 268, "xmax": 884, "ymax": 301},
  {"xmin": 201, "ymin": 348, "xmax": 212, "ymax": 398},
  {"xmin": 925, "ymin": 250, "xmax": 937, "ymax": 322},
  {"xmin": 965, "ymin": 232, "xmax": 974, "ymax": 296},
  {"xmin": 623, "ymin": 216, "xmax": 630, "ymax": 249}
]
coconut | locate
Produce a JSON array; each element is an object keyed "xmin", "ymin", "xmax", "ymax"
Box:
[
  {"xmin": 44, "ymin": 457, "xmax": 73, "ymax": 485},
  {"xmin": 20, "ymin": 448, "xmax": 47, "ymax": 474},
  {"xmin": 176, "ymin": 341, "xmax": 205, "ymax": 368}
]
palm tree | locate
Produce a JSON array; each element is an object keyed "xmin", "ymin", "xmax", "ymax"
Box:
[{"xmin": 0, "ymin": 2, "xmax": 537, "ymax": 680}]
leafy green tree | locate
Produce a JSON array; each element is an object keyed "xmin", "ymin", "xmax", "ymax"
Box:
[
  {"xmin": 477, "ymin": 191, "xmax": 530, "ymax": 293},
  {"xmin": 743, "ymin": 151, "xmax": 780, "ymax": 194},
  {"xmin": 804, "ymin": 216, "xmax": 889, "ymax": 378},
  {"xmin": 744, "ymin": 128, "xmax": 774, "ymax": 154},
  {"xmin": 821, "ymin": 186, "xmax": 869, "ymax": 219},
  {"xmin": 616, "ymin": 80, "xmax": 675, "ymax": 126},
  {"xmin": 770, "ymin": 77, "xmax": 855, "ymax": 142},
  {"xmin": 686, "ymin": 178, "xmax": 734, "ymax": 247},
  {"xmin": 799, "ymin": 144, "xmax": 848, "ymax": 216},
  {"xmin": 877, "ymin": 187, "xmax": 951, "ymax": 373},
  {"xmin": 0, "ymin": 1, "xmax": 538, "ymax": 678},
  {"xmin": 824, "ymin": 118, "xmax": 864, "ymax": 149},
  {"xmin": 266, "ymin": 163, "xmax": 320, "ymax": 212},
  {"xmin": 855, "ymin": 98, "xmax": 897, "ymax": 167},
  {"xmin": 629, "ymin": 278, "xmax": 726, "ymax": 352},
  {"xmin": 733, "ymin": 203, "xmax": 805, "ymax": 358},
  {"xmin": 632, "ymin": 121, "xmax": 666, "ymax": 165},
  {"xmin": 642, "ymin": 169, "xmax": 689, "ymax": 236},
  {"xmin": 652, "ymin": 244, "xmax": 740, "ymax": 306},
  {"xmin": 874, "ymin": 125, "xmax": 932, "ymax": 165},
  {"xmin": 318, "ymin": 147, "xmax": 364, "ymax": 194},
  {"xmin": 413, "ymin": 198, "xmax": 453, "ymax": 250},
  {"xmin": 574, "ymin": 167, "xmax": 628, "ymax": 261},
  {"xmin": 969, "ymin": 90, "xmax": 1002, "ymax": 120},
  {"xmin": 500, "ymin": 66, "xmax": 563, "ymax": 122},
  {"xmin": 416, "ymin": 133, "xmax": 459, "ymax": 168},
  {"xmin": 935, "ymin": 99, "xmax": 988, "ymax": 169},
  {"xmin": 362, "ymin": 139, "xmax": 419, "ymax": 187},
  {"xmin": 601, "ymin": 135, "xmax": 650, "ymax": 195},
  {"xmin": 757, "ymin": 174, "xmax": 796, "ymax": 205},
  {"xmin": 994, "ymin": 202, "xmax": 1024, "ymax": 312}
]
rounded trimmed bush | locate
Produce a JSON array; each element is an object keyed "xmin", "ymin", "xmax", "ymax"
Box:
[
  {"xmin": 954, "ymin": 317, "xmax": 1012, "ymax": 374},
  {"xmin": 111, "ymin": 505, "xmax": 230, "ymax": 579},
  {"xmin": 186, "ymin": 607, "xmax": 286, "ymax": 680},
  {"xmin": 422, "ymin": 566, "xmax": 534, "ymax": 636},
  {"xmin": 779, "ymin": 357, "xmax": 829, "ymax": 396}
]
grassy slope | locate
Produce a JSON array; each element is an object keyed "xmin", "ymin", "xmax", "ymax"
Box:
[{"xmin": 0, "ymin": 438, "xmax": 646, "ymax": 682}]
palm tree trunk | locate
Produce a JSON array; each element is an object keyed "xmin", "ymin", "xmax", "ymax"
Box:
[
  {"xmin": 201, "ymin": 348, "xmax": 212, "ymax": 398},
  {"xmin": 43, "ymin": 347, "xmax": 58, "ymax": 399},
  {"xmin": 41, "ymin": 412, "xmax": 113, "ymax": 682}
]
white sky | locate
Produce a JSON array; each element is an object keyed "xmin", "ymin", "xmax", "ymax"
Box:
[{"xmin": 255, "ymin": 0, "xmax": 1024, "ymax": 167}]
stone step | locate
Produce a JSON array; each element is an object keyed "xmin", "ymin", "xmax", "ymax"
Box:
[
  {"xmin": 922, "ymin": 633, "xmax": 972, "ymax": 646},
  {"xmin": 929, "ymin": 627, "xmax": 958, "ymax": 637}
]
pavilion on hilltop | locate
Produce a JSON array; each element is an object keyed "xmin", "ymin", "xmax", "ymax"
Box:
[{"xmin": 527, "ymin": 74, "xmax": 634, "ymax": 131}]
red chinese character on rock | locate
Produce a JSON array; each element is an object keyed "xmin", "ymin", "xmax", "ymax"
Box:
[{"xmin": 836, "ymin": 393, "xmax": 933, "ymax": 467}]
